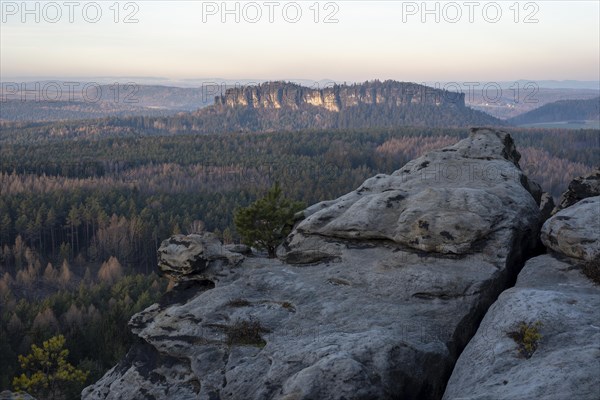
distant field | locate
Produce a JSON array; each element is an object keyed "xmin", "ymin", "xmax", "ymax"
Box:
[{"xmin": 517, "ymin": 120, "xmax": 600, "ymax": 129}]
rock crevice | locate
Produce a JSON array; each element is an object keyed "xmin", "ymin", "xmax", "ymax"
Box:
[{"xmin": 443, "ymin": 172, "xmax": 600, "ymax": 400}]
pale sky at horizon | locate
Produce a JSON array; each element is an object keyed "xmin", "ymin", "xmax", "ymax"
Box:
[{"xmin": 1, "ymin": 0, "xmax": 599, "ymax": 83}]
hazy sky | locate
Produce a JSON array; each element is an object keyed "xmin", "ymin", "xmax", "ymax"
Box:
[{"xmin": 1, "ymin": 0, "xmax": 599, "ymax": 83}]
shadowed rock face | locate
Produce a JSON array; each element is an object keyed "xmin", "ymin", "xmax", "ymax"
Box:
[
  {"xmin": 443, "ymin": 184, "xmax": 599, "ymax": 400},
  {"xmin": 83, "ymin": 129, "xmax": 542, "ymax": 400},
  {"xmin": 553, "ymin": 168, "xmax": 600, "ymax": 213}
]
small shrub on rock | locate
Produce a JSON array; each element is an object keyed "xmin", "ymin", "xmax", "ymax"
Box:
[
  {"xmin": 507, "ymin": 321, "xmax": 543, "ymax": 359},
  {"xmin": 226, "ymin": 318, "xmax": 270, "ymax": 347}
]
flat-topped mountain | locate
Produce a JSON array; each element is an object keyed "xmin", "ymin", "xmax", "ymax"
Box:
[
  {"xmin": 214, "ymin": 80, "xmax": 466, "ymax": 111},
  {"xmin": 194, "ymin": 80, "xmax": 504, "ymax": 131}
]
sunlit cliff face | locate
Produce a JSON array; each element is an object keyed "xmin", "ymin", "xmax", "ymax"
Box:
[{"xmin": 215, "ymin": 81, "xmax": 466, "ymax": 112}]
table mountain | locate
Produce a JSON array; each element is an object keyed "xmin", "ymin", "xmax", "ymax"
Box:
[{"xmin": 193, "ymin": 81, "xmax": 504, "ymax": 132}]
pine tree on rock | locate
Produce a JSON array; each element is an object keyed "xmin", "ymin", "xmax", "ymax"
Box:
[{"xmin": 234, "ymin": 183, "xmax": 304, "ymax": 258}]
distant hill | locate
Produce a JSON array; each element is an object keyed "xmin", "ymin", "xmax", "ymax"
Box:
[
  {"xmin": 0, "ymin": 84, "xmax": 215, "ymax": 122},
  {"xmin": 0, "ymin": 99, "xmax": 177, "ymax": 121},
  {"xmin": 467, "ymin": 88, "xmax": 600, "ymax": 120},
  {"xmin": 509, "ymin": 97, "xmax": 600, "ymax": 125},
  {"xmin": 191, "ymin": 80, "xmax": 504, "ymax": 131}
]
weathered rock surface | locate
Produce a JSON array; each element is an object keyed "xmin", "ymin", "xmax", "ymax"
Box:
[
  {"xmin": 282, "ymin": 128, "xmax": 539, "ymax": 259},
  {"xmin": 541, "ymin": 196, "xmax": 600, "ymax": 262},
  {"xmin": 158, "ymin": 233, "xmax": 244, "ymax": 282},
  {"xmin": 83, "ymin": 129, "xmax": 542, "ymax": 400},
  {"xmin": 444, "ymin": 195, "xmax": 600, "ymax": 400},
  {"xmin": 0, "ymin": 391, "xmax": 36, "ymax": 400},
  {"xmin": 553, "ymin": 167, "xmax": 600, "ymax": 213}
]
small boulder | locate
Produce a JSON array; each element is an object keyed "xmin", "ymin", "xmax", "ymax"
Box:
[
  {"xmin": 541, "ymin": 196, "xmax": 600, "ymax": 262},
  {"xmin": 158, "ymin": 233, "xmax": 244, "ymax": 282}
]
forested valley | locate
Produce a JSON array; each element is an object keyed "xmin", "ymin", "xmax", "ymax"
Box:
[{"xmin": 0, "ymin": 126, "xmax": 597, "ymax": 393}]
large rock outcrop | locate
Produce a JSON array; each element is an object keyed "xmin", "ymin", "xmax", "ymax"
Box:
[
  {"xmin": 443, "ymin": 189, "xmax": 599, "ymax": 399},
  {"xmin": 83, "ymin": 128, "xmax": 542, "ymax": 400},
  {"xmin": 281, "ymin": 128, "xmax": 539, "ymax": 261}
]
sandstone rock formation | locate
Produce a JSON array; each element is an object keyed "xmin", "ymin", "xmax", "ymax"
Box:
[
  {"xmin": 158, "ymin": 233, "xmax": 244, "ymax": 282},
  {"xmin": 214, "ymin": 81, "xmax": 466, "ymax": 111},
  {"xmin": 196, "ymin": 81, "xmax": 504, "ymax": 132},
  {"xmin": 542, "ymin": 196, "xmax": 600, "ymax": 262},
  {"xmin": 281, "ymin": 128, "xmax": 540, "ymax": 261},
  {"xmin": 83, "ymin": 129, "xmax": 543, "ymax": 400},
  {"xmin": 443, "ymin": 186, "xmax": 599, "ymax": 400},
  {"xmin": 553, "ymin": 167, "xmax": 600, "ymax": 213}
]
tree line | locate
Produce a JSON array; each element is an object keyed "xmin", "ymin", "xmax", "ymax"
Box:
[{"xmin": 1, "ymin": 128, "xmax": 597, "ymax": 273}]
